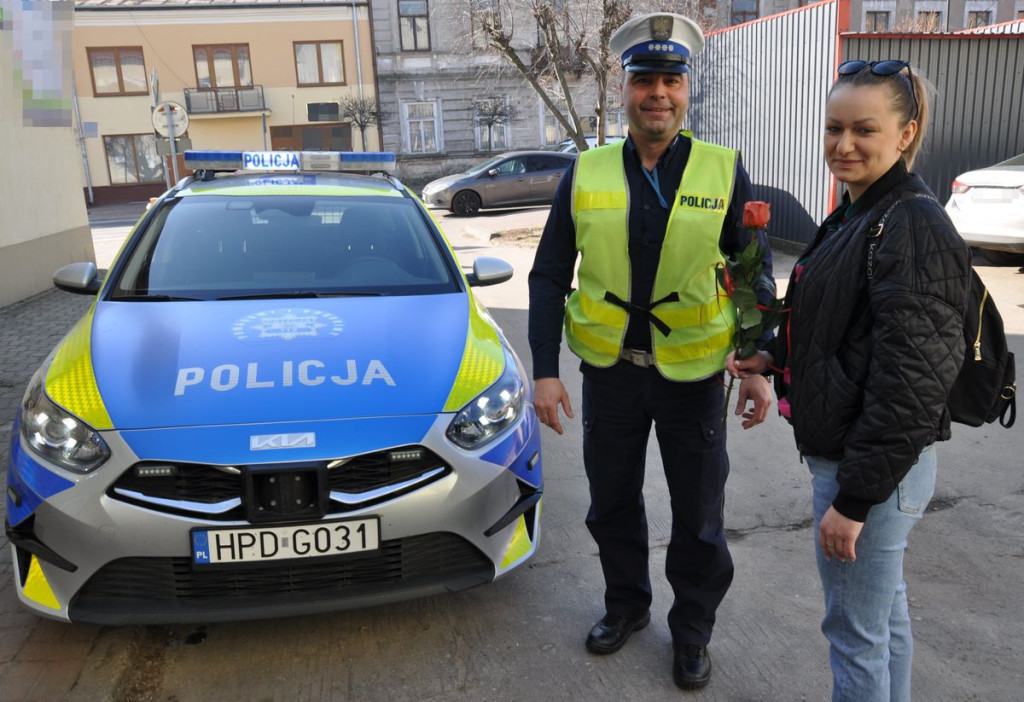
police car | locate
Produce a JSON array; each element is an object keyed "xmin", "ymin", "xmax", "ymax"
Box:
[{"xmin": 6, "ymin": 150, "xmax": 542, "ymax": 624}]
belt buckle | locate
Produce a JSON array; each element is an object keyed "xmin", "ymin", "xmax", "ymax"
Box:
[{"xmin": 622, "ymin": 348, "xmax": 651, "ymax": 368}]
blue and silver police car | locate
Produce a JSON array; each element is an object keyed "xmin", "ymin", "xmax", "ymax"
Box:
[{"xmin": 6, "ymin": 151, "xmax": 542, "ymax": 624}]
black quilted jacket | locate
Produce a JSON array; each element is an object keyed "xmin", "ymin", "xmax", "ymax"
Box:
[{"xmin": 772, "ymin": 163, "xmax": 971, "ymax": 522}]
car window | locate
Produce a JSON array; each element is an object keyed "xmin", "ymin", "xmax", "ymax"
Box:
[
  {"xmin": 466, "ymin": 155, "xmax": 506, "ymax": 175},
  {"xmin": 491, "ymin": 158, "xmax": 526, "ymax": 175},
  {"xmin": 995, "ymin": 153, "xmax": 1024, "ymax": 168},
  {"xmin": 528, "ymin": 155, "xmax": 572, "ymax": 172},
  {"xmin": 110, "ymin": 195, "xmax": 460, "ymax": 300}
]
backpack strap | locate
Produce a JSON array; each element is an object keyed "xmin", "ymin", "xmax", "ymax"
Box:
[{"xmin": 866, "ymin": 192, "xmax": 938, "ymax": 280}]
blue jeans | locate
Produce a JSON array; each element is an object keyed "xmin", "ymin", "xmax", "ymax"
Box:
[{"xmin": 807, "ymin": 445, "xmax": 936, "ymax": 702}]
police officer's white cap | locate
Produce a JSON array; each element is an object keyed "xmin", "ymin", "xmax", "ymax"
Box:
[{"xmin": 609, "ymin": 13, "xmax": 705, "ymax": 74}]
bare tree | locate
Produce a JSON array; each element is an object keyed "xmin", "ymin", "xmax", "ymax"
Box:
[
  {"xmin": 338, "ymin": 95, "xmax": 389, "ymax": 150},
  {"xmin": 473, "ymin": 96, "xmax": 521, "ymax": 152},
  {"xmin": 448, "ymin": 0, "xmax": 716, "ymax": 152}
]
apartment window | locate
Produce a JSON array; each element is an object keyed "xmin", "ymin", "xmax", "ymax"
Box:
[
  {"xmin": 104, "ymin": 134, "xmax": 163, "ymax": 185},
  {"xmin": 731, "ymin": 0, "xmax": 758, "ymax": 25},
  {"xmin": 865, "ymin": 11, "xmax": 891, "ymax": 30},
  {"xmin": 404, "ymin": 101, "xmax": 440, "ymax": 153},
  {"xmin": 193, "ymin": 45, "xmax": 252, "ymax": 89},
  {"xmin": 471, "ymin": 0, "xmax": 500, "ymax": 49},
  {"xmin": 916, "ymin": 10, "xmax": 942, "ymax": 30},
  {"xmin": 604, "ymin": 110, "xmax": 627, "ymax": 137},
  {"xmin": 541, "ymin": 107, "xmax": 565, "ymax": 146},
  {"xmin": 399, "ymin": 1, "xmax": 430, "ymax": 51},
  {"xmin": 295, "ymin": 41, "xmax": 345, "ymax": 86},
  {"xmin": 966, "ymin": 10, "xmax": 991, "ymax": 26},
  {"xmin": 1018, "ymin": 10, "xmax": 1024, "ymax": 19},
  {"xmin": 475, "ymin": 97, "xmax": 511, "ymax": 152},
  {"xmin": 87, "ymin": 47, "xmax": 147, "ymax": 96}
]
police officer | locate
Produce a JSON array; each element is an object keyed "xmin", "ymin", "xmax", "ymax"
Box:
[{"xmin": 528, "ymin": 12, "xmax": 774, "ymax": 691}]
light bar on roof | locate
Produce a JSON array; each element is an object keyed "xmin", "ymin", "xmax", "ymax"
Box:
[{"xmin": 183, "ymin": 150, "xmax": 396, "ymax": 174}]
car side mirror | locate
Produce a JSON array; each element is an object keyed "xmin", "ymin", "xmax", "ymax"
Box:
[
  {"xmin": 486, "ymin": 168, "xmax": 500, "ymax": 177},
  {"xmin": 54, "ymin": 261, "xmax": 102, "ymax": 295},
  {"xmin": 466, "ymin": 257, "xmax": 514, "ymax": 287}
]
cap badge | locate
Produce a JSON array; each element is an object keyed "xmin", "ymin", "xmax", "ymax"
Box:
[{"xmin": 650, "ymin": 16, "xmax": 673, "ymax": 42}]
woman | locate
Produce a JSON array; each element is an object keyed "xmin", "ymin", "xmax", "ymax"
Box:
[{"xmin": 728, "ymin": 61, "xmax": 971, "ymax": 700}]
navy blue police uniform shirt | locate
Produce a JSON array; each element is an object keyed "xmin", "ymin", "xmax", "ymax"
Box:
[{"xmin": 528, "ymin": 133, "xmax": 774, "ymax": 380}]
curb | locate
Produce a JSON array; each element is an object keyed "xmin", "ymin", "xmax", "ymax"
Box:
[{"xmin": 463, "ymin": 226, "xmax": 496, "ymax": 243}]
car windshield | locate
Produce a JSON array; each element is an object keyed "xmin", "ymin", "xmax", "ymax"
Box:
[
  {"xmin": 110, "ymin": 195, "xmax": 460, "ymax": 300},
  {"xmin": 995, "ymin": 153, "xmax": 1024, "ymax": 168},
  {"xmin": 464, "ymin": 156, "xmax": 507, "ymax": 175}
]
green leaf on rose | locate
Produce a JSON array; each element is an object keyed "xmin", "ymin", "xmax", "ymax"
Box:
[{"xmin": 740, "ymin": 307, "xmax": 762, "ymax": 329}]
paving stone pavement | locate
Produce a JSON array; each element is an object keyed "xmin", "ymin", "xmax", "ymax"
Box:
[{"xmin": 0, "ymin": 287, "xmax": 101, "ymax": 701}]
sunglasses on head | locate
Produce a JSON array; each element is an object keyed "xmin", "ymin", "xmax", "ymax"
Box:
[{"xmin": 837, "ymin": 59, "xmax": 919, "ymax": 120}]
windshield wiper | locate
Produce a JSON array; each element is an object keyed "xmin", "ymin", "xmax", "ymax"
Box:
[
  {"xmin": 113, "ymin": 294, "xmax": 205, "ymax": 302},
  {"xmin": 216, "ymin": 291, "xmax": 384, "ymax": 300}
]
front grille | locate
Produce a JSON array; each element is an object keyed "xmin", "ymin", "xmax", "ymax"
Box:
[
  {"xmin": 108, "ymin": 447, "xmax": 451, "ymax": 519},
  {"xmin": 113, "ymin": 463, "xmax": 242, "ymax": 502},
  {"xmin": 327, "ymin": 450, "xmax": 447, "ymax": 492},
  {"xmin": 69, "ymin": 533, "xmax": 492, "ymax": 622}
]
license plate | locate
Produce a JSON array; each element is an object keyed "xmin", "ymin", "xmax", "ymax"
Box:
[{"xmin": 190, "ymin": 517, "xmax": 380, "ymax": 565}]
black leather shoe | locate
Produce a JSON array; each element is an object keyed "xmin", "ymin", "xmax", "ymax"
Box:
[
  {"xmin": 673, "ymin": 643, "xmax": 712, "ymax": 690},
  {"xmin": 584, "ymin": 611, "xmax": 651, "ymax": 654}
]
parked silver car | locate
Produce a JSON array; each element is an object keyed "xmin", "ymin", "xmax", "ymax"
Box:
[
  {"xmin": 945, "ymin": 153, "xmax": 1024, "ymax": 265},
  {"xmin": 421, "ymin": 151, "xmax": 575, "ymax": 216}
]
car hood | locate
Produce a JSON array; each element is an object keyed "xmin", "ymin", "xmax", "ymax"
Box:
[
  {"xmin": 51, "ymin": 294, "xmax": 499, "ymax": 430},
  {"xmin": 424, "ymin": 174, "xmax": 470, "ymax": 191},
  {"xmin": 956, "ymin": 165, "xmax": 1024, "ymax": 188}
]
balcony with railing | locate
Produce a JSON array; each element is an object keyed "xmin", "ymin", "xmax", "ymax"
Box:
[{"xmin": 184, "ymin": 85, "xmax": 266, "ymax": 115}]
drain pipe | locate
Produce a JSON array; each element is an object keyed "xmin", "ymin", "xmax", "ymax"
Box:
[{"xmin": 352, "ymin": 0, "xmax": 364, "ymax": 101}]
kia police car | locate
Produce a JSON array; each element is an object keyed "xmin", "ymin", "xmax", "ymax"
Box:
[{"xmin": 6, "ymin": 150, "xmax": 542, "ymax": 624}]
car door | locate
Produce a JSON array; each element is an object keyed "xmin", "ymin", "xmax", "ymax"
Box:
[
  {"xmin": 480, "ymin": 156, "xmax": 531, "ymax": 207},
  {"xmin": 527, "ymin": 154, "xmax": 574, "ymax": 203}
]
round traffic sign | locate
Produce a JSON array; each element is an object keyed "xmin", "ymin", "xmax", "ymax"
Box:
[{"xmin": 152, "ymin": 100, "xmax": 189, "ymax": 138}]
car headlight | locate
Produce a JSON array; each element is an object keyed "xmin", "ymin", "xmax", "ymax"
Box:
[
  {"xmin": 423, "ymin": 183, "xmax": 440, "ymax": 196},
  {"xmin": 19, "ymin": 367, "xmax": 110, "ymax": 473},
  {"xmin": 446, "ymin": 348, "xmax": 525, "ymax": 449}
]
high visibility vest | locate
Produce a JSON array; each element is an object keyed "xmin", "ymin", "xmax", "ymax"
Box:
[{"xmin": 565, "ymin": 133, "xmax": 738, "ymax": 381}]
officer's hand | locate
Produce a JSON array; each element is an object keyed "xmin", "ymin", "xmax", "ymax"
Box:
[
  {"xmin": 735, "ymin": 375, "xmax": 773, "ymax": 429},
  {"xmin": 534, "ymin": 377, "xmax": 574, "ymax": 435},
  {"xmin": 726, "ymin": 350, "xmax": 773, "ymax": 378}
]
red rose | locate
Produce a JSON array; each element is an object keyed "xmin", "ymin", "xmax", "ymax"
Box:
[{"xmin": 742, "ymin": 201, "xmax": 771, "ymax": 229}]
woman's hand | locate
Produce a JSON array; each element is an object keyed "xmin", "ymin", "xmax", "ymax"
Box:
[
  {"xmin": 819, "ymin": 506, "xmax": 864, "ymax": 562},
  {"xmin": 725, "ymin": 349, "xmax": 773, "ymax": 378}
]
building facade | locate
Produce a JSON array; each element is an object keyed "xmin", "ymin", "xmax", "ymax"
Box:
[
  {"xmin": 1, "ymin": 2, "xmax": 95, "ymax": 307},
  {"xmin": 73, "ymin": 0, "xmax": 378, "ymax": 204},
  {"xmin": 847, "ymin": 0, "xmax": 1021, "ymax": 31},
  {"xmin": 369, "ymin": 0, "xmax": 624, "ymax": 184}
]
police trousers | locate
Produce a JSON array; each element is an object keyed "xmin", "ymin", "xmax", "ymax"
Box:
[{"xmin": 581, "ymin": 361, "xmax": 734, "ymax": 645}]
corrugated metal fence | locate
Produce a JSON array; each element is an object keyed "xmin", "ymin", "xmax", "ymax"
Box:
[
  {"xmin": 690, "ymin": 1, "xmax": 838, "ymax": 245},
  {"xmin": 687, "ymin": 0, "xmax": 1024, "ymax": 245},
  {"xmin": 843, "ymin": 34, "xmax": 1024, "ymax": 205}
]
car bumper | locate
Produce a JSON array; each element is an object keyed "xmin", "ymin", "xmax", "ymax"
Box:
[
  {"xmin": 421, "ymin": 191, "xmax": 453, "ymax": 209},
  {"xmin": 946, "ymin": 205, "xmax": 1024, "ymax": 252},
  {"xmin": 6, "ymin": 411, "xmax": 542, "ymax": 625}
]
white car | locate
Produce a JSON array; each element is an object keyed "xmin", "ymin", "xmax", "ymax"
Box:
[
  {"xmin": 556, "ymin": 135, "xmax": 625, "ymax": 154},
  {"xmin": 945, "ymin": 153, "xmax": 1024, "ymax": 265}
]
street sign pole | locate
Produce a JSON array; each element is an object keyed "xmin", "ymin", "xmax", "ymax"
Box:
[{"xmin": 167, "ymin": 109, "xmax": 180, "ymax": 183}]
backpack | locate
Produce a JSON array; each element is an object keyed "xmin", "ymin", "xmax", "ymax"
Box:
[{"xmin": 868, "ymin": 194, "xmax": 1017, "ymax": 429}]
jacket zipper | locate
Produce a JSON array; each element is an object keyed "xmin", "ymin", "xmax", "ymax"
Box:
[{"xmin": 974, "ymin": 289, "xmax": 988, "ymax": 361}]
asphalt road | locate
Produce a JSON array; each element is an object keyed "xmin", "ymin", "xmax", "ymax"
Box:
[{"xmin": 1, "ymin": 205, "xmax": 1021, "ymax": 701}]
